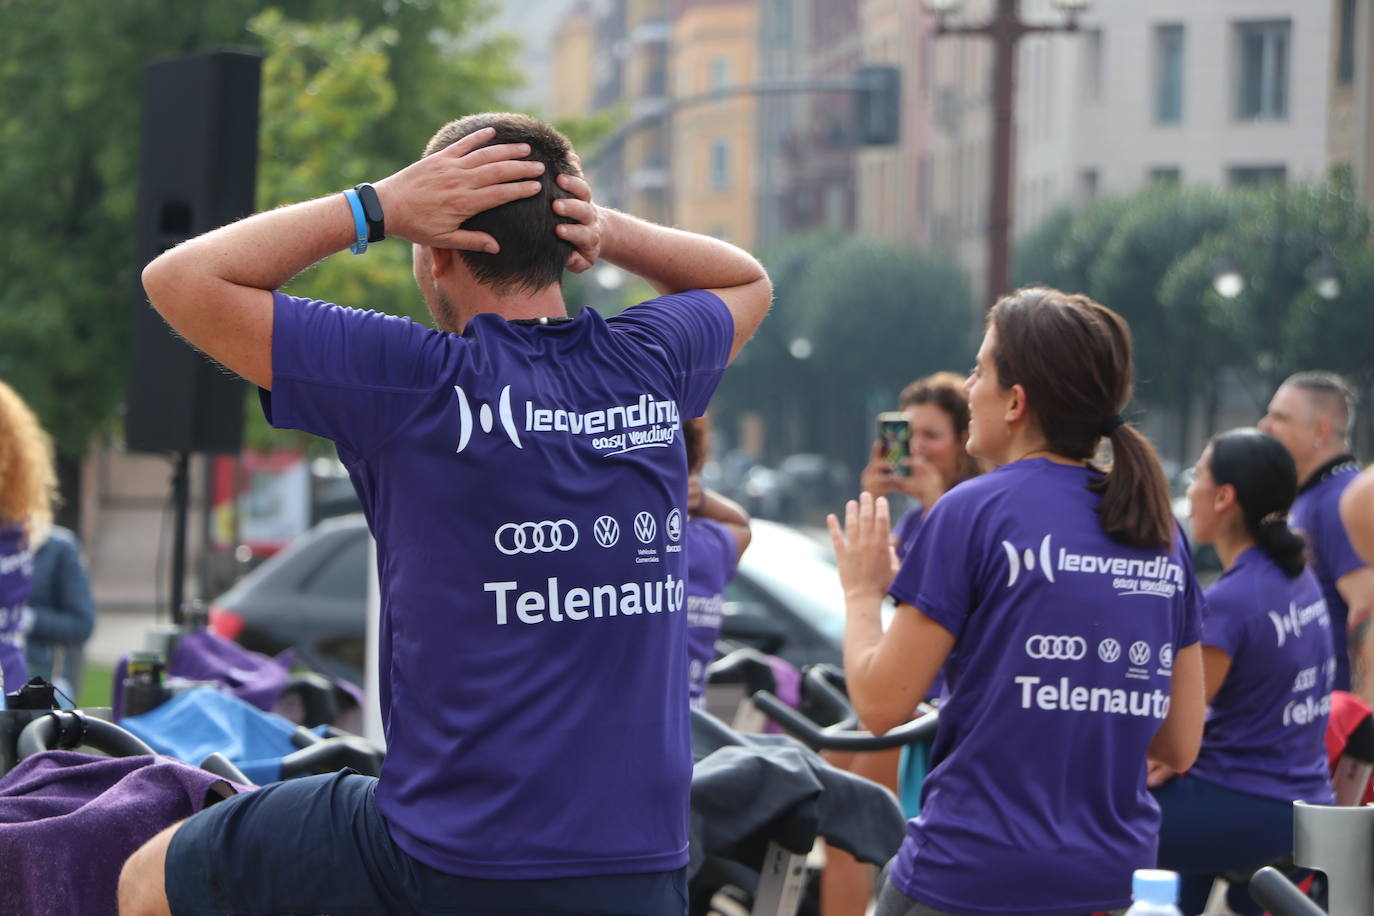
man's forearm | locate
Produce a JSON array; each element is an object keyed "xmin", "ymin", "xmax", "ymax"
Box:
[
  {"xmin": 598, "ymin": 208, "xmax": 765, "ymax": 295},
  {"xmin": 146, "ymin": 195, "xmax": 356, "ymax": 300},
  {"xmin": 694, "ymin": 488, "xmax": 749, "ymax": 529}
]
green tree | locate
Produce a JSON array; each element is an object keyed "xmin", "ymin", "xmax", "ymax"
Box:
[{"xmin": 0, "ymin": 0, "xmax": 519, "ymax": 459}]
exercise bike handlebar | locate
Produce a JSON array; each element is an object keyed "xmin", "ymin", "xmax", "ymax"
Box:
[
  {"xmin": 751, "ymin": 690, "xmax": 938, "ymax": 752},
  {"xmin": 1248, "ymin": 867, "xmax": 1327, "ymax": 916}
]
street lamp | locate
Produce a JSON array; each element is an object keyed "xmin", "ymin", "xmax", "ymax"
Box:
[
  {"xmin": 1210, "ymin": 256, "xmax": 1246, "ymax": 299},
  {"xmin": 922, "ymin": 0, "xmax": 1092, "ymax": 306},
  {"xmin": 1306, "ymin": 250, "xmax": 1343, "ymax": 300}
]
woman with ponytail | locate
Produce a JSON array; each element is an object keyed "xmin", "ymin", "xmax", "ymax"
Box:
[
  {"xmin": 830, "ymin": 287, "xmax": 1205, "ymax": 916},
  {"xmin": 0, "ymin": 379, "xmax": 57, "ymax": 695},
  {"xmin": 1151, "ymin": 428, "xmax": 1334, "ymax": 915}
]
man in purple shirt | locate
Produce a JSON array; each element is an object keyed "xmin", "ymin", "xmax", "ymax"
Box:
[
  {"xmin": 1261, "ymin": 372, "xmax": 1374, "ymax": 699},
  {"xmin": 118, "ymin": 113, "xmax": 770, "ymax": 916}
]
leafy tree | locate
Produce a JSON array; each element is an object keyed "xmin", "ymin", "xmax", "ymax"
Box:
[{"xmin": 0, "ymin": 0, "xmax": 520, "ymax": 460}]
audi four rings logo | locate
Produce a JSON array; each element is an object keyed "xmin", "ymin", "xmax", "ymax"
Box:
[
  {"xmin": 634, "ymin": 512, "xmax": 657, "ymax": 544},
  {"xmin": 495, "ymin": 520, "xmax": 578, "ymax": 555},
  {"xmin": 666, "ymin": 509, "xmax": 682, "ymax": 542},
  {"xmin": 1098, "ymin": 638, "xmax": 1122, "ymax": 663},
  {"xmin": 593, "ymin": 516, "xmax": 620, "ymax": 548},
  {"xmin": 1025, "ymin": 635, "xmax": 1087, "ymax": 660}
]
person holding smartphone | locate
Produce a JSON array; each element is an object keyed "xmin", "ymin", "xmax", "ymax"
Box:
[
  {"xmin": 861, "ymin": 372, "xmax": 983, "ymax": 559},
  {"xmin": 831, "ymin": 287, "xmax": 1205, "ymax": 916}
]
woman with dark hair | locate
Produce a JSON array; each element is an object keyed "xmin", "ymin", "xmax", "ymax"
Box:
[
  {"xmin": 0, "ymin": 379, "xmax": 58, "ymax": 695},
  {"xmin": 682, "ymin": 415, "xmax": 751, "ymax": 708},
  {"xmin": 861, "ymin": 371, "xmax": 985, "ymax": 559},
  {"xmin": 1151, "ymin": 428, "xmax": 1334, "ymax": 915},
  {"xmin": 830, "ymin": 288, "xmax": 1206, "ymax": 916}
]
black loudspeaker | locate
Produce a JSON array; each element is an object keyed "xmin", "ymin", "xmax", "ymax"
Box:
[{"xmin": 125, "ymin": 50, "xmax": 262, "ymax": 454}]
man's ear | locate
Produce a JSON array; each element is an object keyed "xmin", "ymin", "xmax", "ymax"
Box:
[
  {"xmin": 1005, "ymin": 383, "xmax": 1029, "ymax": 424},
  {"xmin": 428, "ymin": 246, "xmax": 457, "ymax": 279},
  {"xmin": 1313, "ymin": 413, "xmax": 1335, "ymax": 449}
]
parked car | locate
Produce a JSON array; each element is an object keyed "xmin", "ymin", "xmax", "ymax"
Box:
[{"xmin": 210, "ymin": 515, "xmax": 848, "ymax": 684}]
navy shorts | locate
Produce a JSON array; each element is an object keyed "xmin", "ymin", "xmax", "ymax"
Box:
[{"xmin": 165, "ymin": 771, "xmax": 688, "ymax": 915}]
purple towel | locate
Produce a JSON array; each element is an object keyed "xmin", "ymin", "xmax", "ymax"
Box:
[
  {"xmin": 0, "ymin": 751, "xmax": 245, "ymax": 916},
  {"xmin": 169, "ymin": 630, "xmax": 289, "ymax": 712},
  {"xmin": 763, "ymin": 656, "xmax": 803, "ymax": 735}
]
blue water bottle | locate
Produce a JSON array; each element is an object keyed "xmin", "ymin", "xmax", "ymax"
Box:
[{"xmin": 1125, "ymin": 869, "xmax": 1184, "ymax": 916}]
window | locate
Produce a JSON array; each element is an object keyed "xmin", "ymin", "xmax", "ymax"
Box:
[
  {"xmin": 1228, "ymin": 165, "xmax": 1286, "ymax": 187},
  {"xmin": 1149, "ymin": 166, "xmax": 1181, "ymax": 184},
  {"xmin": 1081, "ymin": 29, "xmax": 1104, "ymax": 103},
  {"xmin": 1154, "ymin": 24, "xmax": 1185, "ymax": 124},
  {"xmin": 1235, "ymin": 20, "xmax": 1291, "ymax": 121},
  {"xmin": 708, "ymin": 57, "xmax": 730, "ymax": 91},
  {"xmin": 1339, "ymin": 0, "xmax": 1357, "ymax": 86},
  {"xmin": 709, "ymin": 140, "xmax": 730, "ymax": 191},
  {"xmin": 1078, "ymin": 168, "xmax": 1099, "ymax": 202}
]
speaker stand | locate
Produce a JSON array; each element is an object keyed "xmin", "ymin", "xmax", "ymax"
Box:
[{"xmin": 169, "ymin": 451, "xmax": 190, "ymax": 627}]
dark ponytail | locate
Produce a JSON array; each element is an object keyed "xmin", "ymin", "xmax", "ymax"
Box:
[
  {"xmin": 1208, "ymin": 428, "xmax": 1308, "ymax": 578},
  {"xmin": 990, "ymin": 288, "xmax": 1174, "ymax": 549}
]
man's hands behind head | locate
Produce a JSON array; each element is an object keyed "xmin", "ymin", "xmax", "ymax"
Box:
[{"xmin": 374, "ymin": 127, "xmax": 546, "ymax": 252}]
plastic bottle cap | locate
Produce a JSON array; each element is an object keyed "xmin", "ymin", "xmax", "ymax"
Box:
[{"xmin": 1133, "ymin": 869, "xmax": 1179, "ymax": 906}]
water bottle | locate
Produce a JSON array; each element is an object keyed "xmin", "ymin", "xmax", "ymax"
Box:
[{"xmin": 1125, "ymin": 869, "xmax": 1183, "ymax": 916}]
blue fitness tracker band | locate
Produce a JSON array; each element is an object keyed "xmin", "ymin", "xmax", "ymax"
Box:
[{"xmin": 343, "ymin": 188, "xmax": 368, "ymax": 255}]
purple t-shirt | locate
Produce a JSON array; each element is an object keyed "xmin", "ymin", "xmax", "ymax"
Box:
[
  {"xmin": 1290, "ymin": 463, "xmax": 1365, "ymax": 691},
  {"xmin": 886, "ymin": 459, "xmax": 1203, "ymax": 916},
  {"xmin": 892, "ymin": 505, "xmax": 925, "ymax": 560},
  {"xmin": 261, "ymin": 290, "xmax": 733, "ymax": 879},
  {"xmin": 0, "ymin": 524, "xmax": 34, "ymax": 695},
  {"xmin": 685, "ymin": 517, "xmax": 739, "ymax": 707},
  {"xmin": 1189, "ymin": 547, "xmax": 1335, "ymax": 804}
]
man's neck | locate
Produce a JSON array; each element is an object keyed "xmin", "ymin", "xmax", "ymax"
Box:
[
  {"xmin": 1299, "ymin": 447, "xmax": 1353, "ymax": 488},
  {"xmin": 443, "ymin": 281, "xmax": 568, "ymax": 333}
]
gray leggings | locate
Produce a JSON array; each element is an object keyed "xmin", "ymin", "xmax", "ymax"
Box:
[
  {"xmin": 874, "ymin": 881, "xmax": 1122, "ymax": 916},
  {"xmin": 874, "ymin": 881, "xmax": 967, "ymax": 916}
]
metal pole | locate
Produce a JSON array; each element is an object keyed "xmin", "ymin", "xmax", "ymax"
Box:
[
  {"xmin": 987, "ymin": 0, "xmax": 1019, "ymax": 305},
  {"xmin": 169, "ymin": 451, "xmax": 190, "ymax": 626}
]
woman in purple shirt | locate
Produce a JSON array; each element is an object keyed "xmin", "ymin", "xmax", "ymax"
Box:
[
  {"xmin": 683, "ymin": 415, "xmax": 751, "ymax": 708},
  {"xmin": 0, "ymin": 380, "xmax": 58, "ymax": 696},
  {"xmin": 1152, "ymin": 428, "xmax": 1335, "ymax": 915},
  {"xmin": 830, "ymin": 288, "xmax": 1206, "ymax": 916}
]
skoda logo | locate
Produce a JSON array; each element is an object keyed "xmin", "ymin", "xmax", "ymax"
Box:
[
  {"xmin": 1025, "ymin": 635, "xmax": 1087, "ymax": 661},
  {"xmin": 1129, "ymin": 641, "xmax": 1152, "ymax": 667},
  {"xmin": 1159, "ymin": 643, "xmax": 1173, "ymax": 670},
  {"xmin": 634, "ymin": 512, "xmax": 657, "ymax": 544},
  {"xmin": 593, "ymin": 516, "xmax": 620, "ymax": 548},
  {"xmin": 666, "ymin": 509, "xmax": 682, "ymax": 542},
  {"xmin": 1098, "ymin": 638, "xmax": 1122, "ymax": 663},
  {"xmin": 495, "ymin": 520, "xmax": 578, "ymax": 555}
]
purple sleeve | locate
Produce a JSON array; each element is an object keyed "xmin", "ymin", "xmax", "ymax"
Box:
[
  {"xmin": 1315, "ymin": 485, "xmax": 1367, "ymax": 582},
  {"xmin": 606, "ymin": 290, "xmax": 734, "ymax": 418},
  {"xmin": 1199, "ymin": 584, "xmax": 1243, "ymax": 657},
  {"xmin": 695, "ymin": 518, "xmax": 741, "ymax": 582},
  {"xmin": 888, "ymin": 495, "xmax": 979, "ymax": 640},
  {"xmin": 260, "ymin": 293, "xmax": 451, "ymax": 459},
  {"xmin": 1174, "ymin": 532, "xmax": 1204, "ymax": 649}
]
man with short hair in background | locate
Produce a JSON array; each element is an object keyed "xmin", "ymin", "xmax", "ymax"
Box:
[
  {"xmin": 1261, "ymin": 371, "xmax": 1374, "ymax": 700},
  {"xmin": 118, "ymin": 112, "xmax": 771, "ymax": 916}
]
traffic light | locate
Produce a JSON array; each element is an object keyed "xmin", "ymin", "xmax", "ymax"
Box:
[{"xmin": 856, "ymin": 65, "xmax": 901, "ymax": 146}]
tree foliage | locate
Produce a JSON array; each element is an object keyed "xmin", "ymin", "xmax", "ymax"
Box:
[{"xmin": 0, "ymin": 0, "xmax": 522, "ymax": 455}]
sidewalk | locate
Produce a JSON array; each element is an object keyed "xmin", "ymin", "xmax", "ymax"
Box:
[{"xmin": 87, "ymin": 605, "xmax": 161, "ymax": 669}]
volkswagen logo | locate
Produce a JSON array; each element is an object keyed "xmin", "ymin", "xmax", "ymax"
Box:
[
  {"xmin": 634, "ymin": 511, "xmax": 657, "ymax": 544},
  {"xmin": 593, "ymin": 516, "xmax": 620, "ymax": 548},
  {"xmin": 1129, "ymin": 641, "xmax": 1152, "ymax": 666},
  {"xmin": 1158, "ymin": 643, "xmax": 1173, "ymax": 670},
  {"xmin": 1098, "ymin": 638, "xmax": 1121, "ymax": 663},
  {"xmin": 666, "ymin": 509, "xmax": 682, "ymax": 542},
  {"xmin": 495, "ymin": 520, "xmax": 578, "ymax": 555},
  {"xmin": 1025, "ymin": 635, "xmax": 1087, "ymax": 660}
]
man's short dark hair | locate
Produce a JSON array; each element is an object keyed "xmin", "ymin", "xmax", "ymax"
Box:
[
  {"xmin": 1283, "ymin": 370, "xmax": 1358, "ymax": 440},
  {"xmin": 424, "ymin": 113, "xmax": 579, "ymax": 295}
]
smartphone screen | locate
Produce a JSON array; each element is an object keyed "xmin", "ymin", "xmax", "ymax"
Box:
[{"xmin": 877, "ymin": 412, "xmax": 911, "ymax": 477}]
